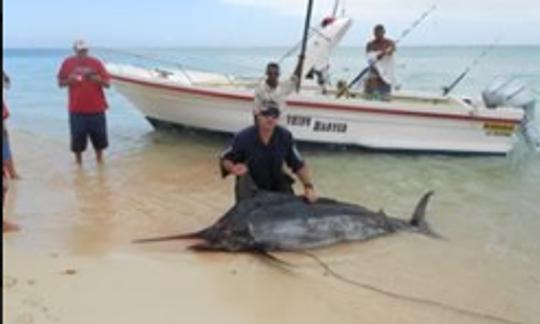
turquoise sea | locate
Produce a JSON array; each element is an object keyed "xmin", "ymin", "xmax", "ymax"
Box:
[{"xmin": 4, "ymin": 46, "xmax": 540, "ymax": 140}]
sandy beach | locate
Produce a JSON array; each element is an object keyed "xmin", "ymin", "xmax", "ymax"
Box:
[{"xmin": 3, "ymin": 130, "xmax": 540, "ymax": 324}]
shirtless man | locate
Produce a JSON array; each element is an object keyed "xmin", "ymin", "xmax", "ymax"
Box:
[{"xmin": 365, "ymin": 24, "xmax": 396, "ymax": 100}]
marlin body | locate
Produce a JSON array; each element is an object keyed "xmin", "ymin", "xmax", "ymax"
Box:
[{"xmin": 135, "ymin": 191, "xmax": 437, "ymax": 252}]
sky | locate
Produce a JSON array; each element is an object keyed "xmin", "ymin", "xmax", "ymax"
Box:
[{"xmin": 3, "ymin": 0, "xmax": 540, "ymax": 48}]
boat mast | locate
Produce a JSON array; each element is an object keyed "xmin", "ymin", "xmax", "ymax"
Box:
[{"xmin": 296, "ymin": 0, "xmax": 315, "ymax": 92}]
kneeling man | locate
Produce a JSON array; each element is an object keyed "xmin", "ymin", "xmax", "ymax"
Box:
[{"xmin": 221, "ymin": 100, "xmax": 318, "ymax": 204}]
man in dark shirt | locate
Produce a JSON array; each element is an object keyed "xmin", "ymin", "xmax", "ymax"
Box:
[{"xmin": 221, "ymin": 100, "xmax": 318, "ymax": 203}]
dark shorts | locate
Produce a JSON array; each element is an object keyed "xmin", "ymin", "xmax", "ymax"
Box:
[
  {"xmin": 234, "ymin": 173, "xmax": 294, "ymax": 203},
  {"xmin": 365, "ymin": 82, "xmax": 392, "ymax": 101},
  {"xmin": 3, "ymin": 129, "xmax": 12, "ymax": 163},
  {"xmin": 365, "ymin": 72, "xmax": 392, "ymax": 101},
  {"xmin": 69, "ymin": 112, "xmax": 108, "ymax": 153}
]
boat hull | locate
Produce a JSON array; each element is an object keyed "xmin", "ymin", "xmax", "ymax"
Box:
[{"xmin": 110, "ymin": 70, "xmax": 524, "ymax": 155}]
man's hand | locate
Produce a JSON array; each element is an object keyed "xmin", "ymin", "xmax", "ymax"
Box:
[
  {"xmin": 87, "ymin": 73, "xmax": 110, "ymax": 88},
  {"xmin": 231, "ymin": 163, "xmax": 248, "ymax": 176},
  {"xmin": 59, "ymin": 73, "xmax": 81, "ymax": 87},
  {"xmin": 69, "ymin": 73, "xmax": 82, "ymax": 83},
  {"xmin": 304, "ymin": 185, "xmax": 318, "ymax": 204},
  {"xmin": 88, "ymin": 73, "xmax": 101, "ymax": 82}
]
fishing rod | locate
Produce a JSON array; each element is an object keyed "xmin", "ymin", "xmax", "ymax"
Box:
[
  {"xmin": 297, "ymin": 0, "xmax": 315, "ymax": 92},
  {"xmin": 442, "ymin": 36, "xmax": 502, "ymax": 96},
  {"xmin": 347, "ymin": 4, "xmax": 437, "ymax": 89},
  {"xmin": 98, "ymin": 47, "xmax": 187, "ymax": 69},
  {"xmin": 98, "ymin": 47, "xmax": 261, "ymax": 75}
]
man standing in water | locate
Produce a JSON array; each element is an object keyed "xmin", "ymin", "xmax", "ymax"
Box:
[
  {"xmin": 364, "ymin": 24, "xmax": 396, "ymax": 101},
  {"xmin": 3, "ymin": 71, "xmax": 21, "ymax": 179},
  {"xmin": 58, "ymin": 40, "xmax": 110, "ymax": 165},
  {"xmin": 220, "ymin": 100, "xmax": 318, "ymax": 204},
  {"xmin": 3, "ymin": 99, "xmax": 20, "ymax": 233}
]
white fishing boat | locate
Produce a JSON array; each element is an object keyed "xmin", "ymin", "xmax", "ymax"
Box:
[{"xmin": 106, "ymin": 2, "xmax": 537, "ymax": 155}]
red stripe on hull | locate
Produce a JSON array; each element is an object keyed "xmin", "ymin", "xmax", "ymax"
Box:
[{"xmin": 111, "ymin": 74, "xmax": 523, "ymax": 125}]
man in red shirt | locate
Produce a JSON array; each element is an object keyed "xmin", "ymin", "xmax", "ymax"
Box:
[{"xmin": 57, "ymin": 40, "xmax": 111, "ymax": 165}]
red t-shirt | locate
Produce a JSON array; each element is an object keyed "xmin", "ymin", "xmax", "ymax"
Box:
[{"xmin": 58, "ymin": 56, "xmax": 110, "ymax": 114}]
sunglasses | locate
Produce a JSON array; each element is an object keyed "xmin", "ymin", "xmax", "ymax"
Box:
[{"xmin": 260, "ymin": 108, "xmax": 281, "ymax": 119}]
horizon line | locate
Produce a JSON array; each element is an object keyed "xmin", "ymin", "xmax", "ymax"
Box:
[{"xmin": 4, "ymin": 43, "xmax": 540, "ymax": 50}]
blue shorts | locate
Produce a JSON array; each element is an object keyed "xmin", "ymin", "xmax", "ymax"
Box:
[
  {"xmin": 69, "ymin": 112, "xmax": 109, "ymax": 153},
  {"xmin": 3, "ymin": 129, "xmax": 12, "ymax": 163}
]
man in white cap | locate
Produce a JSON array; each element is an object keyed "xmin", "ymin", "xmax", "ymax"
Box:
[{"xmin": 57, "ymin": 40, "xmax": 111, "ymax": 165}]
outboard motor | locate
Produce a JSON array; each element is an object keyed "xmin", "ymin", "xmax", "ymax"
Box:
[{"xmin": 482, "ymin": 78, "xmax": 539, "ymax": 150}]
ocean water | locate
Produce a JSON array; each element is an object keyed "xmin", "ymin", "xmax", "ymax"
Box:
[
  {"xmin": 3, "ymin": 47, "xmax": 540, "ymax": 322},
  {"xmin": 4, "ymin": 46, "xmax": 540, "ymax": 139}
]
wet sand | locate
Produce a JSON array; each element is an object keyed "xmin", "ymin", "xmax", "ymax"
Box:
[{"xmin": 3, "ymin": 130, "xmax": 540, "ymax": 324}]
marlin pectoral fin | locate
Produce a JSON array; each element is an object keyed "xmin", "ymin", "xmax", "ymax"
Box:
[
  {"xmin": 255, "ymin": 249, "xmax": 294, "ymax": 268},
  {"xmin": 188, "ymin": 242, "xmax": 221, "ymax": 251}
]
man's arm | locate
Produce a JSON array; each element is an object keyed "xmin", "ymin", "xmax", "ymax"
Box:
[
  {"xmin": 88, "ymin": 61, "xmax": 111, "ymax": 88},
  {"xmin": 253, "ymin": 85, "xmax": 265, "ymax": 113},
  {"xmin": 284, "ymin": 56, "xmax": 303, "ymax": 92},
  {"xmin": 384, "ymin": 40, "xmax": 396, "ymax": 56},
  {"xmin": 285, "ymin": 137, "xmax": 318, "ymax": 203},
  {"xmin": 57, "ymin": 61, "xmax": 76, "ymax": 88},
  {"xmin": 220, "ymin": 136, "xmax": 248, "ymax": 177},
  {"xmin": 296, "ymin": 164, "xmax": 318, "ymax": 203},
  {"xmin": 3, "ymin": 72, "xmax": 11, "ymax": 89},
  {"xmin": 221, "ymin": 158, "xmax": 248, "ymax": 177},
  {"xmin": 88, "ymin": 73, "xmax": 110, "ymax": 88},
  {"xmin": 366, "ymin": 41, "xmax": 373, "ymax": 53}
]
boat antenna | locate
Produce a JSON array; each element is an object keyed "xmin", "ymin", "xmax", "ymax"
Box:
[
  {"xmin": 347, "ymin": 4, "xmax": 437, "ymax": 89},
  {"xmin": 332, "ymin": 0, "xmax": 340, "ymax": 17},
  {"xmin": 296, "ymin": 0, "xmax": 315, "ymax": 92},
  {"xmin": 442, "ymin": 35, "xmax": 503, "ymax": 96}
]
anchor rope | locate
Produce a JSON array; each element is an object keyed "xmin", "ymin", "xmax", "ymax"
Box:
[{"xmin": 288, "ymin": 250, "xmax": 523, "ymax": 324}]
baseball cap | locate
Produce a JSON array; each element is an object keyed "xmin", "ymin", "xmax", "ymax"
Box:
[
  {"xmin": 259, "ymin": 100, "xmax": 281, "ymax": 118},
  {"xmin": 73, "ymin": 39, "xmax": 89, "ymax": 51}
]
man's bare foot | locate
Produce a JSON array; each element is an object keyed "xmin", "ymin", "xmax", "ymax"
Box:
[
  {"xmin": 9, "ymin": 172, "xmax": 22, "ymax": 180},
  {"xmin": 3, "ymin": 220, "xmax": 20, "ymax": 233},
  {"xmin": 5, "ymin": 161, "xmax": 21, "ymax": 180}
]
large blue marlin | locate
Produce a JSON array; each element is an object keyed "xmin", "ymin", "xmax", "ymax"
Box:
[{"xmin": 134, "ymin": 189, "xmax": 438, "ymax": 252}]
